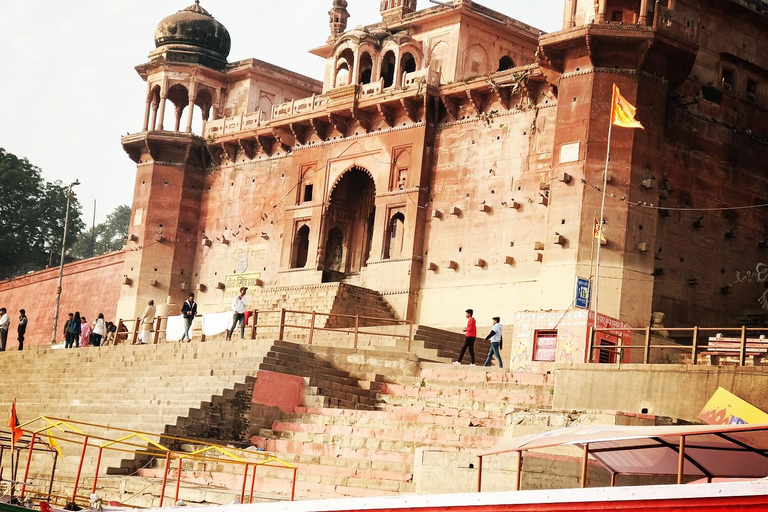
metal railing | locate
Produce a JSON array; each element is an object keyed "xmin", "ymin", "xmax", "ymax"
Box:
[
  {"xmin": 7, "ymin": 416, "xmax": 298, "ymax": 507},
  {"xmin": 588, "ymin": 325, "xmax": 768, "ymax": 366}
]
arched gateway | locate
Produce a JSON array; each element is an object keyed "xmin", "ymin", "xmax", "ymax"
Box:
[{"xmin": 322, "ymin": 167, "xmax": 376, "ymax": 282}]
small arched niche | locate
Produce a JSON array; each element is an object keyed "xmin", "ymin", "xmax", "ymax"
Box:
[
  {"xmin": 381, "ymin": 50, "xmax": 397, "ymax": 88},
  {"xmin": 498, "ymin": 55, "xmax": 515, "ymax": 71},
  {"xmin": 291, "ymin": 224, "xmax": 311, "ymax": 269}
]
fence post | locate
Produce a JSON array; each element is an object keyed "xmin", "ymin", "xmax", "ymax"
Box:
[
  {"xmin": 159, "ymin": 451, "xmax": 171, "ymax": 507},
  {"xmin": 154, "ymin": 316, "xmax": 162, "ymax": 344},
  {"xmin": 354, "ymin": 314, "xmax": 359, "ymax": 349},
  {"xmin": 20, "ymin": 433, "xmax": 36, "ymax": 499},
  {"xmin": 643, "ymin": 326, "xmax": 651, "ymax": 364},
  {"xmin": 278, "ymin": 308, "xmax": 286, "ymax": 340},
  {"xmin": 587, "ymin": 326, "xmax": 595, "ymax": 363},
  {"xmin": 309, "ymin": 312, "xmax": 316, "ymax": 346},
  {"xmin": 408, "ymin": 321, "xmax": 413, "ymax": 353},
  {"xmin": 132, "ymin": 318, "xmax": 140, "ymax": 345},
  {"xmin": 114, "ymin": 318, "xmax": 122, "ymax": 346},
  {"xmin": 739, "ymin": 325, "xmax": 747, "ymax": 366},
  {"xmin": 691, "ymin": 326, "xmax": 699, "ymax": 365},
  {"xmin": 251, "ymin": 310, "xmax": 258, "ymax": 340},
  {"xmin": 71, "ymin": 436, "xmax": 89, "ymax": 504}
]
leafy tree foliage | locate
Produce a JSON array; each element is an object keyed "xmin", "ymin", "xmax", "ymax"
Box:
[
  {"xmin": 70, "ymin": 205, "xmax": 131, "ymax": 260},
  {"xmin": 0, "ymin": 148, "xmax": 85, "ymax": 276}
]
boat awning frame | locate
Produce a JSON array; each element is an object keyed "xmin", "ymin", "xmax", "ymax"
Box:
[{"xmin": 476, "ymin": 423, "xmax": 768, "ymax": 490}]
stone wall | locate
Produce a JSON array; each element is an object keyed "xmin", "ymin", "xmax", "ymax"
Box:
[
  {"xmin": 553, "ymin": 363, "xmax": 768, "ymax": 423},
  {"xmin": 0, "ymin": 251, "xmax": 125, "ymax": 347}
]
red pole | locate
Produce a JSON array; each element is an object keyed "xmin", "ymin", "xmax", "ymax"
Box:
[
  {"xmin": 240, "ymin": 464, "xmax": 249, "ymax": 504},
  {"xmin": 92, "ymin": 447, "xmax": 104, "ymax": 494},
  {"xmin": 174, "ymin": 457, "xmax": 182, "ymax": 504},
  {"xmin": 249, "ymin": 464, "xmax": 257, "ymax": 503},
  {"xmin": 72, "ymin": 436, "xmax": 89, "ymax": 504},
  {"xmin": 290, "ymin": 467, "xmax": 298, "ymax": 501},
  {"xmin": 159, "ymin": 452, "xmax": 172, "ymax": 507},
  {"xmin": 20, "ymin": 433, "xmax": 37, "ymax": 499}
]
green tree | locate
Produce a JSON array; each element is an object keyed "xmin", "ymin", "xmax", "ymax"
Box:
[
  {"xmin": 0, "ymin": 148, "xmax": 84, "ymax": 276},
  {"xmin": 70, "ymin": 204, "xmax": 131, "ymax": 260}
]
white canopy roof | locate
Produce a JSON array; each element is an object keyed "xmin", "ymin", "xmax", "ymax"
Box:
[{"xmin": 478, "ymin": 423, "xmax": 768, "ymax": 479}]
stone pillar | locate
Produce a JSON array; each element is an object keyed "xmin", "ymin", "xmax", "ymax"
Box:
[
  {"xmin": 185, "ymin": 81, "xmax": 198, "ymax": 133},
  {"xmin": 156, "ymin": 94, "xmax": 167, "ymax": 131},
  {"xmin": 352, "ymin": 48, "xmax": 361, "ymax": 85},
  {"xmin": 149, "ymin": 99, "xmax": 159, "ymax": 131},
  {"xmin": 639, "ymin": 0, "xmax": 649, "ymax": 24},
  {"xmin": 570, "ymin": 0, "xmax": 578, "ymax": 26},
  {"xmin": 394, "ymin": 52, "xmax": 403, "ymax": 89},
  {"xmin": 668, "ymin": 0, "xmax": 676, "ymax": 10},
  {"xmin": 597, "ymin": 0, "xmax": 607, "ymax": 22},
  {"xmin": 174, "ymin": 103, "xmax": 183, "ymax": 132},
  {"xmin": 143, "ymin": 99, "xmax": 152, "ymax": 132}
]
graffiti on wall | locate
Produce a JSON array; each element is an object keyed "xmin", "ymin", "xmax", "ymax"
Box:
[{"xmin": 732, "ymin": 263, "xmax": 768, "ymax": 310}]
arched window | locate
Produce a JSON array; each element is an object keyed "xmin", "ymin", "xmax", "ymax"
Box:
[
  {"xmin": 335, "ymin": 48, "xmax": 355, "ymax": 88},
  {"xmin": 166, "ymin": 84, "xmax": 190, "ymax": 132},
  {"xmin": 401, "ymin": 52, "xmax": 417, "ymax": 75},
  {"xmin": 498, "ymin": 55, "xmax": 515, "ymax": 71},
  {"xmin": 381, "ymin": 51, "xmax": 397, "ymax": 88},
  {"xmin": 359, "ymin": 52, "xmax": 374, "ymax": 85},
  {"xmin": 292, "ymin": 225, "xmax": 310, "ymax": 269},
  {"xmin": 383, "ymin": 212, "xmax": 405, "ymax": 260}
]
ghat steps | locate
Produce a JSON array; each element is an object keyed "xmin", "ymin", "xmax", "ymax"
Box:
[{"xmin": 0, "ymin": 331, "xmax": 553, "ymax": 503}]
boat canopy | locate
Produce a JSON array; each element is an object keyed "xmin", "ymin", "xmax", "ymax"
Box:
[{"xmin": 479, "ymin": 423, "xmax": 768, "ymax": 479}]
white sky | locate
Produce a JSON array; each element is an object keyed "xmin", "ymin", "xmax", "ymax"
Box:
[{"xmin": 0, "ymin": 0, "xmax": 562, "ymax": 225}]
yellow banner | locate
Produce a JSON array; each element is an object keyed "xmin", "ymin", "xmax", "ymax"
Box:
[
  {"xmin": 698, "ymin": 387, "xmax": 768, "ymax": 425},
  {"xmin": 224, "ymin": 273, "xmax": 261, "ymax": 299}
]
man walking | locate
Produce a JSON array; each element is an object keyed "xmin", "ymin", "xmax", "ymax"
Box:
[
  {"xmin": 482, "ymin": 317, "xmax": 503, "ymax": 368},
  {"xmin": 227, "ymin": 287, "xmax": 249, "ymax": 340},
  {"xmin": 17, "ymin": 309, "xmax": 27, "ymax": 351},
  {"xmin": 0, "ymin": 308, "xmax": 9, "ymax": 351},
  {"xmin": 181, "ymin": 293, "xmax": 197, "ymax": 342},
  {"xmin": 453, "ymin": 309, "xmax": 477, "ymax": 365}
]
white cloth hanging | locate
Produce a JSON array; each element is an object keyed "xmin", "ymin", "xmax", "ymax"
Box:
[
  {"xmin": 203, "ymin": 312, "xmax": 232, "ymax": 337},
  {"xmin": 165, "ymin": 315, "xmax": 186, "ymax": 342}
]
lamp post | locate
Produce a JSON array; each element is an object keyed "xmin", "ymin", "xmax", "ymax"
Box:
[{"xmin": 51, "ymin": 180, "xmax": 80, "ymax": 344}]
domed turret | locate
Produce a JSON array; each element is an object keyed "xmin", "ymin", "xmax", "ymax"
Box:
[{"xmin": 152, "ymin": 0, "xmax": 231, "ymax": 70}]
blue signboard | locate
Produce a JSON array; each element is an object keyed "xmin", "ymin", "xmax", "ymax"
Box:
[{"xmin": 575, "ymin": 277, "xmax": 591, "ymax": 309}]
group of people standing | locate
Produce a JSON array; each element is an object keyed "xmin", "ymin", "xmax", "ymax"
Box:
[
  {"xmin": 454, "ymin": 309, "xmax": 504, "ymax": 368},
  {"xmin": 63, "ymin": 312, "xmax": 119, "ymax": 348},
  {"xmin": 0, "ymin": 308, "xmax": 27, "ymax": 351}
]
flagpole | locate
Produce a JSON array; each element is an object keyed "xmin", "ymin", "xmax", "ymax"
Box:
[{"xmin": 594, "ymin": 86, "xmax": 616, "ymax": 334}]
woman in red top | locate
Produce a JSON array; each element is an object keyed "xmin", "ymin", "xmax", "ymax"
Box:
[{"xmin": 454, "ymin": 309, "xmax": 477, "ymax": 365}]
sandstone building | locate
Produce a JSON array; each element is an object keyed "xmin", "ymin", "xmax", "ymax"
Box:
[{"xmin": 3, "ymin": 0, "xmax": 768, "ymax": 353}]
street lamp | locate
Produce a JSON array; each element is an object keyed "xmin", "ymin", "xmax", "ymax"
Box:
[{"xmin": 51, "ymin": 180, "xmax": 80, "ymax": 345}]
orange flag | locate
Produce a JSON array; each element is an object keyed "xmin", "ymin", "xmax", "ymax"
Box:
[
  {"xmin": 8, "ymin": 399, "xmax": 23, "ymax": 448},
  {"xmin": 611, "ymin": 84, "xmax": 644, "ymax": 129}
]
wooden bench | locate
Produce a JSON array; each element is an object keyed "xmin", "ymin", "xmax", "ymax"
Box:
[{"xmin": 701, "ymin": 336, "xmax": 768, "ymax": 365}]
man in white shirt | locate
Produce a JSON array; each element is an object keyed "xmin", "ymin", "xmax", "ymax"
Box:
[
  {"xmin": 0, "ymin": 308, "xmax": 9, "ymax": 351},
  {"xmin": 482, "ymin": 317, "xmax": 503, "ymax": 368},
  {"xmin": 227, "ymin": 287, "xmax": 249, "ymax": 340}
]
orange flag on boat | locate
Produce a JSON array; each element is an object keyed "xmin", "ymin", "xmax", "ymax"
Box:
[
  {"xmin": 611, "ymin": 84, "xmax": 644, "ymax": 129},
  {"xmin": 8, "ymin": 399, "xmax": 23, "ymax": 448}
]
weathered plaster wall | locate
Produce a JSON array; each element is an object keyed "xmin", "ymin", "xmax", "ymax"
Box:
[
  {"xmin": 0, "ymin": 252, "xmax": 125, "ymax": 347},
  {"xmin": 416, "ymin": 94, "xmax": 558, "ymax": 327}
]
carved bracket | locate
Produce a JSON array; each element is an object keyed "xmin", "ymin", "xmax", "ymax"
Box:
[
  {"xmin": 288, "ymin": 123, "xmax": 308, "ymax": 145},
  {"xmin": 377, "ymin": 103, "xmax": 396, "ymax": 127},
  {"xmin": 327, "ymin": 113, "xmax": 349, "ymax": 137}
]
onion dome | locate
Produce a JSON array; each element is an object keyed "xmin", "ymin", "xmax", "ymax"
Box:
[{"xmin": 153, "ymin": 1, "xmax": 231, "ymax": 70}]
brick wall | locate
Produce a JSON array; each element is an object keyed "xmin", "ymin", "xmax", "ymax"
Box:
[{"xmin": 0, "ymin": 251, "xmax": 125, "ymax": 347}]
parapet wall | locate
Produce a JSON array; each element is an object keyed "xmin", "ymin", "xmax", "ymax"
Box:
[
  {"xmin": 0, "ymin": 251, "xmax": 125, "ymax": 347},
  {"xmin": 553, "ymin": 363, "xmax": 768, "ymax": 423}
]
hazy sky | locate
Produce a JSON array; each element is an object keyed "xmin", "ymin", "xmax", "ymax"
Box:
[{"xmin": 0, "ymin": 0, "xmax": 563, "ymax": 225}]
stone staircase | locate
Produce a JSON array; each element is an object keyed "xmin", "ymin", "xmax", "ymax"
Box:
[
  {"xmin": 250, "ymin": 283, "xmax": 400, "ymax": 329},
  {"xmin": 0, "ymin": 326, "xmax": 553, "ymax": 504}
]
